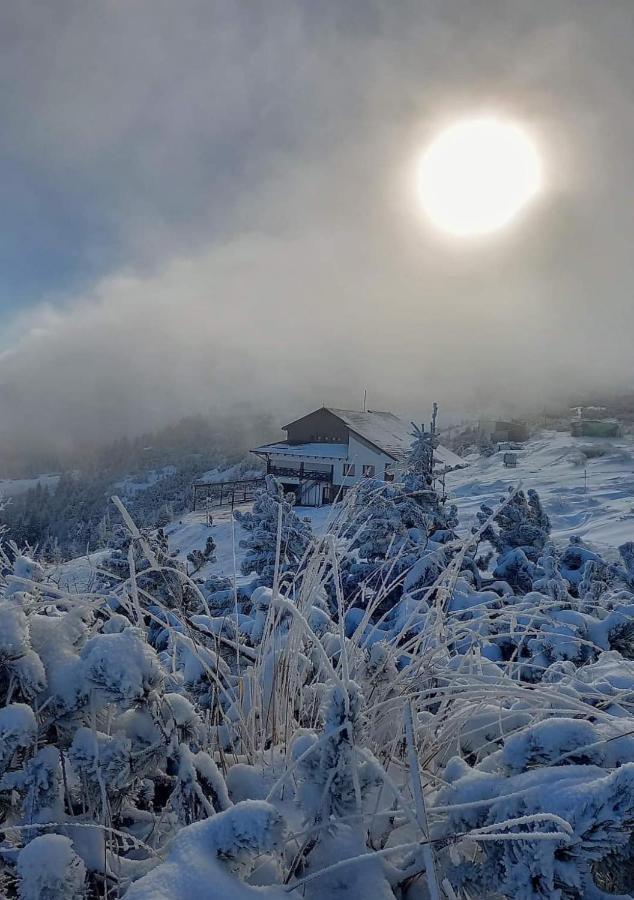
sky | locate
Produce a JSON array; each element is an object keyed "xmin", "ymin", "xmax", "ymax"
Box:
[{"xmin": 2, "ymin": 0, "xmax": 634, "ymax": 454}]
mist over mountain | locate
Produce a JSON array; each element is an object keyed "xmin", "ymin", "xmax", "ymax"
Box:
[{"xmin": 3, "ymin": 1, "xmax": 634, "ymax": 456}]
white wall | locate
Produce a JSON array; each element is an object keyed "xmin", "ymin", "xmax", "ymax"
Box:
[
  {"xmin": 264, "ymin": 437, "xmax": 392, "ymax": 491},
  {"xmin": 332, "ymin": 434, "xmax": 391, "ymax": 487}
]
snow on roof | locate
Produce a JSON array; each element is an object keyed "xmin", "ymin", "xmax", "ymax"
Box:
[
  {"xmin": 326, "ymin": 408, "xmax": 465, "ymax": 468},
  {"xmin": 327, "ymin": 408, "xmax": 410, "ymax": 460},
  {"xmin": 252, "ymin": 442, "xmax": 348, "ymax": 459},
  {"xmin": 257, "ymin": 408, "xmax": 466, "ymax": 469},
  {"xmin": 434, "ymin": 444, "xmax": 467, "ymax": 470}
]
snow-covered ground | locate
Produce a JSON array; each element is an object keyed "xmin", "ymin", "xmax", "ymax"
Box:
[
  {"xmin": 50, "ymin": 550, "xmax": 112, "ymax": 593},
  {"xmin": 446, "ymin": 429, "xmax": 634, "ymax": 552},
  {"xmin": 164, "ymin": 501, "xmax": 338, "ymax": 582},
  {"xmin": 164, "ymin": 430, "xmax": 634, "ymax": 581},
  {"xmin": 165, "ymin": 505, "xmax": 250, "ymax": 580},
  {"xmin": 13, "ymin": 428, "xmax": 634, "ymax": 897}
]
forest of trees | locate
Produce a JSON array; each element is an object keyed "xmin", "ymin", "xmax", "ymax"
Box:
[{"xmin": 0, "ymin": 414, "xmax": 272, "ymax": 559}]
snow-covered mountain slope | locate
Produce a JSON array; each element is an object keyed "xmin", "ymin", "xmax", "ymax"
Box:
[
  {"xmin": 164, "ymin": 503, "xmax": 336, "ymax": 582},
  {"xmin": 446, "ymin": 430, "xmax": 634, "ymax": 551},
  {"xmin": 163, "ymin": 430, "xmax": 634, "ymax": 583},
  {"xmin": 9, "ymin": 429, "xmax": 634, "ymax": 898}
]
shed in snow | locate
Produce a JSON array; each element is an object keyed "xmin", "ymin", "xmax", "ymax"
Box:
[
  {"xmin": 570, "ymin": 418, "xmax": 622, "ymax": 438},
  {"xmin": 479, "ymin": 419, "xmax": 529, "ymax": 444}
]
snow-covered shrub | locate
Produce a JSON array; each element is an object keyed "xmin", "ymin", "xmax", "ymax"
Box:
[
  {"xmin": 0, "ymin": 703, "xmax": 37, "ymax": 774},
  {"xmin": 0, "ymin": 477, "xmax": 633, "ymax": 900},
  {"xmin": 17, "ymin": 834, "xmax": 86, "ymax": 900},
  {"xmin": 69, "ymin": 728, "xmax": 133, "ymax": 813},
  {"xmin": 559, "ymin": 536, "xmax": 604, "ymax": 593},
  {"xmin": 346, "ymin": 480, "xmax": 416, "ymax": 561},
  {"xmin": 187, "ymin": 535, "xmax": 216, "ymax": 574},
  {"xmin": 234, "ymin": 475, "xmax": 314, "ymax": 586},
  {"xmin": 125, "ymin": 801, "xmax": 287, "ymax": 899},
  {"xmin": 293, "ymin": 680, "xmax": 378, "ymax": 821},
  {"xmin": 103, "ymin": 524, "xmax": 204, "ymax": 614},
  {"xmin": 438, "ymin": 756, "xmax": 634, "ymax": 899},
  {"xmin": 2, "ymin": 744, "xmax": 63, "ymax": 822},
  {"xmin": 478, "ymin": 488, "xmax": 550, "ymax": 559},
  {"xmin": 81, "ymin": 627, "xmax": 163, "ymax": 703},
  {"xmin": 533, "ymin": 541, "xmax": 570, "ymax": 601}
]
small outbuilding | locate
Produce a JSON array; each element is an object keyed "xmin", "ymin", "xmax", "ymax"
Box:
[
  {"xmin": 479, "ymin": 419, "xmax": 529, "ymax": 444},
  {"xmin": 570, "ymin": 418, "xmax": 622, "ymax": 438}
]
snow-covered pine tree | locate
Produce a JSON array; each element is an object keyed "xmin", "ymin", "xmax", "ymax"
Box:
[
  {"xmin": 346, "ymin": 480, "xmax": 412, "ymax": 561},
  {"xmin": 289, "ymin": 679, "xmax": 395, "ymax": 897},
  {"xmin": 103, "ymin": 522, "xmax": 205, "ymax": 614},
  {"xmin": 234, "ymin": 475, "xmax": 314, "ymax": 587},
  {"xmin": 339, "ymin": 415, "xmax": 465, "ymax": 614},
  {"xmin": 476, "ymin": 488, "xmax": 551, "ymax": 592},
  {"xmin": 478, "ymin": 488, "xmax": 550, "ymax": 562},
  {"xmin": 403, "ymin": 412, "xmax": 457, "ymax": 540},
  {"xmin": 340, "ymin": 476, "xmax": 446, "ymax": 613}
]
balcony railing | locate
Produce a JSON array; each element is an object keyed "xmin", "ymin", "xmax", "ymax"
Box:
[{"xmin": 268, "ymin": 465, "xmax": 332, "ymax": 483}]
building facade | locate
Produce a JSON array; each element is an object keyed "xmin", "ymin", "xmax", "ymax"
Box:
[{"xmin": 252, "ymin": 406, "xmax": 464, "ymax": 506}]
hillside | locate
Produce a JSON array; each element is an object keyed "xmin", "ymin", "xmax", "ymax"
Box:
[
  {"xmin": 0, "ymin": 415, "xmax": 268, "ymax": 559},
  {"xmin": 163, "ymin": 430, "xmax": 634, "ymax": 583},
  {"xmin": 448, "ymin": 430, "xmax": 634, "ymax": 549},
  {"xmin": 3, "ymin": 427, "xmax": 634, "ymax": 899}
]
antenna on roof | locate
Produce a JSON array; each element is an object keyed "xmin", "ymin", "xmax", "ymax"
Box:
[
  {"xmin": 363, "ymin": 389, "xmax": 367, "ymax": 413},
  {"xmin": 430, "ymin": 401, "xmax": 438, "ymax": 436}
]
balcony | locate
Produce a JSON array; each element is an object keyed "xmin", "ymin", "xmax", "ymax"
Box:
[{"xmin": 268, "ymin": 465, "xmax": 332, "ymax": 483}]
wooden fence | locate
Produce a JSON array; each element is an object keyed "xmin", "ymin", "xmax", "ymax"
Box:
[{"xmin": 191, "ymin": 478, "xmax": 264, "ymax": 511}]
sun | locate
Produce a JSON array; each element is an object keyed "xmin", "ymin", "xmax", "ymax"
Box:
[{"xmin": 418, "ymin": 117, "xmax": 542, "ymax": 237}]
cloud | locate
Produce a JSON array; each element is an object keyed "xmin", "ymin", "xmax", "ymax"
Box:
[{"xmin": 2, "ymin": 0, "xmax": 634, "ymax": 454}]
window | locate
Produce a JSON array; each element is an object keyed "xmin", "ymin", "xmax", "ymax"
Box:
[
  {"xmin": 342, "ymin": 463, "xmax": 356, "ymax": 477},
  {"xmin": 362, "ymin": 464, "xmax": 375, "ymax": 477},
  {"xmin": 384, "ymin": 463, "xmax": 395, "ymax": 483}
]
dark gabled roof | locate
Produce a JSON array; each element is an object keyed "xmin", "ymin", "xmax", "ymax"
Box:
[{"xmin": 284, "ymin": 406, "xmax": 465, "ymax": 467}]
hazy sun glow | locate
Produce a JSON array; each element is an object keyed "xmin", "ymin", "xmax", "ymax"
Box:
[{"xmin": 419, "ymin": 117, "xmax": 542, "ymax": 236}]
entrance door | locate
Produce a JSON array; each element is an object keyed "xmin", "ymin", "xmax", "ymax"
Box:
[{"xmin": 300, "ymin": 482, "xmax": 323, "ymax": 506}]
